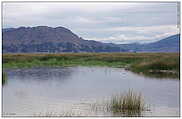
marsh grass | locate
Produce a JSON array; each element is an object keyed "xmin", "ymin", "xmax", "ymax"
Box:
[
  {"xmin": 130, "ymin": 56, "xmax": 179, "ymax": 79},
  {"xmin": 3, "ymin": 53, "xmax": 179, "ymax": 78},
  {"xmin": 3, "ymin": 53, "xmax": 179, "ymax": 68},
  {"xmin": 90, "ymin": 90, "xmax": 149, "ymax": 116},
  {"xmin": 110, "ymin": 90, "xmax": 145, "ymax": 113},
  {"xmin": 131, "ymin": 57, "xmax": 179, "ymax": 72}
]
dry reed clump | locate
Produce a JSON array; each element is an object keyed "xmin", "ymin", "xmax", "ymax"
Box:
[{"xmin": 109, "ymin": 90, "xmax": 146, "ymax": 114}]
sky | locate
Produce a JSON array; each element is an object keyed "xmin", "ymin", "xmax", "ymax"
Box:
[{"xmin": 2, "ymin": 2, "xmax": 180, "ymax": 44}]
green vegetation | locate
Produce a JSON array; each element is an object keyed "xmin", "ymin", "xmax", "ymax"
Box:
[
  {"xmin": 91, "ymin": 90, "xmax": 148, "ymax": 116},
  {"xmin": 3, "ymin": 53, "xmax": 142, "ymax": 68},
  {"xmin": 3, "ymin": 53, "xmax": 179, "ymax": 78},
  {"xmin": 2, "ymin": 72, "xmax": 7, "ymax": 85},
  {"xmin": 130, "ymin": 54, "xmax": 179, "ymax": 78},
  {"xmin": 109, "ymin": 90, "xmax": 146, "ymax": 116}
]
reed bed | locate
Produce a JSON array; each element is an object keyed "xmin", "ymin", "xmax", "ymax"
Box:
[{"xmin": 3, "ymin": 53, "xmax": 179, "ymax": 78}]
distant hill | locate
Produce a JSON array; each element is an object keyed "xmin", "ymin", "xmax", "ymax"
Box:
[
  {"xmin": 140, "ymin": 34, "xmax": 180, "ymax": 52},
  {"xmin": 118, "ymin": 34, "xmax": 180, "ymax": 52},
  {"xmin": 2, "ymin": 26, "xmax": 180, "ymax": 53},
  {"xmin": 2, "ymin": 26, "xmax": 125, "ymax": 53}
]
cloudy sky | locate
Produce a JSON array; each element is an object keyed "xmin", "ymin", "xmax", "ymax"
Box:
[{"xmin": 2, "ymin": 2, "xmax": 180, "ymax": 44}]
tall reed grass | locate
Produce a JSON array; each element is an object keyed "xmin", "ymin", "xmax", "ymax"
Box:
[
  {"xmin": 110, "ymin": 90, "xmax": 145, "ymax": 112},
  {"xmin": 107, "ymin": 89, "xmax": 149, "ymax": 117},
  {"xmin": 90, "ymin": 90, "xmax": 148, "ymax": 116}
]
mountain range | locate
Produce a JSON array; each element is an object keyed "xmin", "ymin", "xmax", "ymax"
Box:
[{"xmin": 2, "ymin": 26, "xmax": 180, "ymax": 53}]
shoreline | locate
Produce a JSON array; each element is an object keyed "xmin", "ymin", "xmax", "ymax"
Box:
[{"xmin": 3, "ymin": 53, "xmax": 179, "ymax": 79}]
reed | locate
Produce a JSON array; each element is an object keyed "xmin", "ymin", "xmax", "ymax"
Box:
[{"xmin": 109, "ymin": 90, "xmax": 146, "ymax": 114}]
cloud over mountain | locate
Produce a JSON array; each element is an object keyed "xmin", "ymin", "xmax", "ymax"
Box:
[{"xmin": 3, "ymin": 2, "xmax": 179, "ymax": 44}]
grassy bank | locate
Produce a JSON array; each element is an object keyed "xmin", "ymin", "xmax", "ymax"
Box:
[
  {"xmin": 130, "ymin": 54, "xmax": 179, "ymax": 78},
  {"xmin": 3, "ymin": 53, "xmax": 144, "ymax": 68},
  {"xmin": 3, "ymin": 53, "xmax": 179, "ymax": 78}
]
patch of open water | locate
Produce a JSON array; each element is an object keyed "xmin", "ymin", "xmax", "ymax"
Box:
[{"xmin": 2, "ymin": 66, "xmax": 180, "ymax": 117}]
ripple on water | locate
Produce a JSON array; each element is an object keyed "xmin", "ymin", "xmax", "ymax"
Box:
[{"xmin": 3, "ymin": 66, "xmax": 180, "ymax": 117}]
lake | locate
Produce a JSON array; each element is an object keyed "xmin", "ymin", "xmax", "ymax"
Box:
[{"xmin": 2, "ymin": 66, "xmax": 180, "ymax": 117}]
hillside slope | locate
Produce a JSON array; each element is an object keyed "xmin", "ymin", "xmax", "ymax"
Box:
[
  {"xmin": 119, "ymin": 34, "xmax": 180, "ymax": 52},
  {"xmin": 3, "ymin": 26, "xmax": 123, "ymax": 53},
  {"xmin": 2, "ymin": 26, "xmax": 180, "ymax": 53},
  {"xmin": 140, "ymin": 34, "xmax": 180, "ymax": 52}
]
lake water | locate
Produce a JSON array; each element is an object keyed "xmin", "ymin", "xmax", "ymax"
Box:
[{"xmin": 2, "ymin": 66, "xmax": 180, "ymax": 117}]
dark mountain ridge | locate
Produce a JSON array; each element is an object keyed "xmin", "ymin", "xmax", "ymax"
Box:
[{"xmin": 2, "ymin": 26, "xmax": 180, "ymax": 53}]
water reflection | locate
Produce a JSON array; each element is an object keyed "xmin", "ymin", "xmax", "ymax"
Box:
[
  {"xmin": 112, "ymin": 110, "xmax": 142, "ymax": 117},
  {"xmin": 2, "ymin": 66, "xmax": 180, "ymax": 117},
  {"xmin": 4, "ymin": 67, "xmax": 74, "ymax": 82}
]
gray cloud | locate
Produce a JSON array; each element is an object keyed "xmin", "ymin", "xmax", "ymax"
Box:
[{"xmin": 2, "ymin": 2, "xmax": 179, "ymax": 44}]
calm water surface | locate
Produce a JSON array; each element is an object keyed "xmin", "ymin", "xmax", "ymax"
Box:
[{"xmin": 3, "ymin": 66, "xmax": 180, "ymax": 117}]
